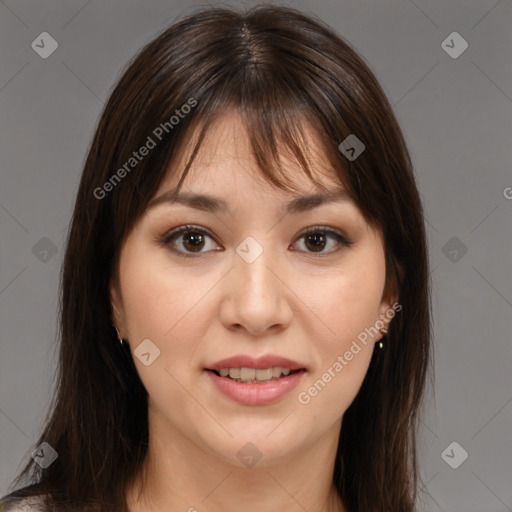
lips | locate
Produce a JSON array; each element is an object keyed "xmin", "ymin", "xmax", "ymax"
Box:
[
  {"xmin": 205, "ymin": 354, "xmax": 307, "ymax": 372},
  {"xmin": 204, "ymin": 354, "xmax": 307, "ymax": 405}
]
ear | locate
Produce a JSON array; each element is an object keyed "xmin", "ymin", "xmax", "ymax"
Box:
[
  {"xmin": 109, "ymin": 279, "xmax": 124, "ymax": 329},
  {"xmin": 377, "ymin": 261, "xmax": 403, "ymax": 330},
  {"xmin": 378, "ymin": 291, "xmax": 399, "ymax": 324}
]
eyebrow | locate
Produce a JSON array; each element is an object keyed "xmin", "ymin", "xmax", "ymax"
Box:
[{"xmin": 147, "ymin": 187, "xmax": 351, "ymax": 215}]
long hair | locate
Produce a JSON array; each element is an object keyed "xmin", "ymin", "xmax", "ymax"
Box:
[{"xmin": 2, "ymin": 5, "xmax": 432, "ymax": 511}]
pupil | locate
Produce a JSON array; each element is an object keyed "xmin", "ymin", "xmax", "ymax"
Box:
[
  {"xmin": 184, "ymin": 232, "xmax": 204, "ymax": 252},
  {"xmin": 306, "ymin": 233, "xmax": 325, "ymax": 252}
]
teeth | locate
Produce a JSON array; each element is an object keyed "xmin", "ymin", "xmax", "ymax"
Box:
[
  {"xmin": 274, "ymin": 366, "xmax": 290, "ymax": 377},
  {"xmin": 217, "ymin": 366, "xmax": 296, "ymax": 382},
  {"xmin": 255, "ymin": 368, "xmax": 273, "ymax": 381},
  {"xmin": 240, "ymin": 368, "xmax": 256, "ymax": 381},
  {"xmin": 228, "ymin": 368, "xmax": 240, "ymax": 379}
]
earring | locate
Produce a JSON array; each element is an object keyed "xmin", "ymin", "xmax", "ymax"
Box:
[
  {"xmin": 112, "ymin": 303, "xmax": 125, "ymax": 345},
  {"xmin": 378, "ymin": 327, "xmax": 388, "ymax": 349},
  {"xmin": 113, "ymin": 325, "xmax": 125, "ymax": 346}
]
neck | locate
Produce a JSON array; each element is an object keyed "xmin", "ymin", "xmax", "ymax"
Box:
[{"xmin": 126, "ymin": 411, "xmax": 346, "ymax": 512}]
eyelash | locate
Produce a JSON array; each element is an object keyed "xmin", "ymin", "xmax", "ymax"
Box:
[{"xmin": 156, "ymin": 224, "xmax": 354, "ymax": 259}]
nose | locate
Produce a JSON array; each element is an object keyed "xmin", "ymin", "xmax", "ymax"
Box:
[{"xmin": 219, "ymin": 246, "xmax": 293, "ymax": 337}]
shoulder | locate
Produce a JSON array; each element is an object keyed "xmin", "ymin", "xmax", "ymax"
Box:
[{"xmin": 0, "ymin": 493, "xmax": 47, "ymax": 511}]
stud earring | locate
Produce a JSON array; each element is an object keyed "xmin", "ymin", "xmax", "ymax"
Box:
[{"xmin": 378, "ymin": 327, "xmax": 388, "ymax": 349}]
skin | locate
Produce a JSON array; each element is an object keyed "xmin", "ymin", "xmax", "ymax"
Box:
[{"xmin": 110, "ymin": 111, "xmax": 397, "ymax": 512}]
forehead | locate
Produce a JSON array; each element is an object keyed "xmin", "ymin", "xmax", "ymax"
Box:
[{"xmin": 155, "ymin": 110, "xmax": 344, "ymax": 200}]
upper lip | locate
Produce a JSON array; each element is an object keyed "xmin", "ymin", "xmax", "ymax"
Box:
[{"xmin": 205, "ymin": 355, "xmax": 307, "ymax": 371}]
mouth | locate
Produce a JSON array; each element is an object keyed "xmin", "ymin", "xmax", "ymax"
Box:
[
  {"xmin": 206, "ymin": 367, "xmax": 306, "ymax": 384},
  {"xmin": 204, "ymin": 367, "xmax": 307, "ymax": 405},
  {"xmin": 204, "ymin": 354, "xmax": 307, "ymax": 404}
]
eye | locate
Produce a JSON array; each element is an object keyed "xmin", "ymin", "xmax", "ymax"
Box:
[
  {"xmin": 156, "ymin": 224, "xmax": 353, "ymax": 259},
  {"xmin": 156, "ymin": 224, "xmax": 220, "ymax": 259},
  {"xmin": 291, "ymin": 226, "xmax": 353, "ymax": 256}
]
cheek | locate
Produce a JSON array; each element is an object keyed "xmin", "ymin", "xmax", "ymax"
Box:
[
  {"xmin": 120, "ymin": 242, "xmax": 206, "ymax": 339},
  {"xmin": 294, "ymin": 247, "xmax": 385, "ymax": 413},
  {"xmin": 116, "ymin": 248, "xmax": 192, "ymax": 389},
  {"xmin": 300, "ymin": 245, "xmax": 386, "ymax": 347},
  {"xmin": 118, "ymin": 248, "xmax": 210, "ymax": 412}
]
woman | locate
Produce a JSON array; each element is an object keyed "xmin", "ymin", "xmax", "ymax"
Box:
[{"xmin": 1, "ymin": 4, "xmax": 432, "ymax": 511}]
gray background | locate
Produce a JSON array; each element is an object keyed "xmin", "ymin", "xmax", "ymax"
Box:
[{"xmin": 1, "ymin": 1, "xmax": 511, "ymax": 511}]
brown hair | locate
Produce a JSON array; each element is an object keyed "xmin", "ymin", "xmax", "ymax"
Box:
[{"xmin": 2, "ymin": 4, "xmax": 432, "ymax": 511}]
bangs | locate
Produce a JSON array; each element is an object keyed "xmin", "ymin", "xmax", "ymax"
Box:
[{"xmin": 158, "ymin": 96, "xmax": 355, "ymax": 208}]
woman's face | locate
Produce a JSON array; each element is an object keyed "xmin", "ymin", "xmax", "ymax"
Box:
[{"xmin": 111, "ymin": 111, "xmax": 397, "ymax": 468}]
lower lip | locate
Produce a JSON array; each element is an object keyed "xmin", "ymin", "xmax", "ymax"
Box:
[{"xmin": 205, "ymin": 370, "xmax": 306, "ymax": 405}]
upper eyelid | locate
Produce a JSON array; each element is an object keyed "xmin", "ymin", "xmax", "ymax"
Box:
[{"xmin": 162, "ymin": 223, "xmax": 347, "ymax": 237}]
